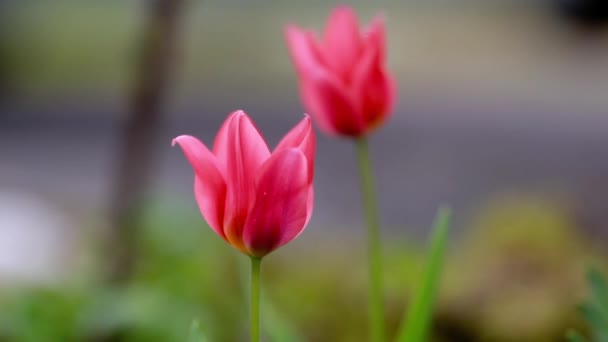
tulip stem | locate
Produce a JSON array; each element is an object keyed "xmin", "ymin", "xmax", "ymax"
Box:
[
  {"xmin": 355, "ymin": 137, "xmax": 385, "ymax": 342},
  {"xmin": 250, "ymin": 256, "xmax": 262, "ymax": 342}
]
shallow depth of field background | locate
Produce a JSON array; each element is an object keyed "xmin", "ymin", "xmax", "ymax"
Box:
[{"xmin": 1, "ymin": 0, "xmax": 608, "ymax": 341}]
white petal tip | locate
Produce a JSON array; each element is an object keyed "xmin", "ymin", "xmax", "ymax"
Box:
[{"xmin": 231, "ymin": 109, "xmax": 247, "ymax": 117}]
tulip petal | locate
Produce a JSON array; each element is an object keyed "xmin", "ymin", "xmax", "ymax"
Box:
[
  {"xmin": 193, "ymin": 176, "xmax": 226, "ymax": 240},
  {"xmin": 212, "ymin": 111, "xmax": 239, "ymax": 172},
  {"xmin": 351, "ymin": 45, "xmax": 395, "ymax": 131},
  {"xmin": 274, "ymin": 115, "xmax": 316, "ymax": 179},
  {"xmin": 303, "ymin": 185, "xmax": 314, "ymax": 229},
  {"xmin": 285, "ymin": 25, "xmax": 326, "ymax": 76},
  {"xmin": 364, "ymin": 16, "xmax": 386, "ymax": 62},
  {"xmin": 322, "ymin": 5, "xmax": 362, "ymax": 79},
  {"xmin": 243, "ymin": 148, "xmax": 309, "ymax": 257},
  {"xmin": 172, "ymin": 135, "xmax": 227, "ymax": 238},
  {"xmin": 222, "ymin": 111, "xmax": 271, "ymax": 250},
  {"xmin": 302, "ymin": 70, "xmax": 364, "ymax": 136}
]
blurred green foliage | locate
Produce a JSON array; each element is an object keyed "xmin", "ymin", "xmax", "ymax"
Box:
[
  {"xmin": 1, "ymin": 2, "xmax": 140, "ymax": 94},
  {"xmin": 188, "ymin": 320, "xmax": 208, "ymax": 342},
  {"xmin": 568, "ymin": 268, "xmax": 608, "ymax": 342},
  {"xmin": 438, "ymin": 194, "xmax": 600, "ymax": 341},
  {"xmin": 0, "ymin": 193, "xmax": 604, "ymax": 341},
  {"xmin": 0, "ymin": 1, "xmax": 296, "ymax": 96}
]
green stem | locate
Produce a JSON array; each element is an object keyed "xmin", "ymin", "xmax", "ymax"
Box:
[
  {"xmin": 355, "ymin": 137, "xmax": 385, "ymax": 342},
  {"xmin": 250, "ymin": 256, "xmax": 262, "ymax": 342}
]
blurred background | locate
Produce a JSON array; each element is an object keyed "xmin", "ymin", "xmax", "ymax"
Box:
[{"xmin": 1, "ymin": 0, "xmax": 608, "ymax": 341}]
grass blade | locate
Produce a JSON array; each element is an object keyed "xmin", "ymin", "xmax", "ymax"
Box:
[
  {"xmin": 188, "ymin": 320, "xmax": 208, "ymax": 342},
  {"xmin": 566, "ymin": 329, "xmax": 587, "ymax": 342},
  {"xmin": 568, "ymin": 268, "xmax": 608, "ymax": 342},
  {"xmin": 397, "ymin": 207, "xmax": 451, "ymax": 342},
  {"xmin": 587, "ymin": 268, "xmax": 608, "ymax": 317}
]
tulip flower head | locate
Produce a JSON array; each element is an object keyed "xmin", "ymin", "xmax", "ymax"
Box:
[
  {"xmin": 173, "ymin": 111, "xmax": 315, "ymax": 257},
  {"xmin": 286, "ymin": 6, "xmax": 396, "ymax": 138}
]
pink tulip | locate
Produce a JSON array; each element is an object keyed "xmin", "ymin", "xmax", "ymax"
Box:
[
  {"xmin": 172, "ymin": 110, "xmax": 315, "ymax": 257},
  {"xmin": 285, "ymin": 6, "xmax": 396, "ymax": 138}
]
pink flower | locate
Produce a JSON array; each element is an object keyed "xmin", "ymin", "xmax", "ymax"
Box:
[
  {"xmin": 285, "ymin": 5, "xmax": 396, "ymax": 138},
  {"xmin": 172, "ymin": 110, "xmax": 315, "ymax": 257}
]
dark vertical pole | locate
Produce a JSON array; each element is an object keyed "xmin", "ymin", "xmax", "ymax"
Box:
[{"xmin": 107, "ymin": 0, "xmax": 184, "ymax": 283}]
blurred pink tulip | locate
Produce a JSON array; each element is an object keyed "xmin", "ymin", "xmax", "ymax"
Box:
[
  {"xmin": 286, "ymin": 6, "xmax": 396, "ymax": 137},
  {"xmin": 173, "ymin": 110, "xmax": 315, "ymax": 257}
]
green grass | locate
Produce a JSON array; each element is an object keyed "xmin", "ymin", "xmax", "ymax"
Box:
[
  {"xmin": 0, "ymin": 196, "xmax": 601, "ymax": 341},
  {"xmin": 397, "ymin": 207, "xmax": 451, "ymax": 342}
]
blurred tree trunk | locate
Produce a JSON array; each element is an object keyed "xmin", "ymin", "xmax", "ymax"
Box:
[{"xmin": 107, "ymin": 0, "xmax": 184, "ymax": 284}]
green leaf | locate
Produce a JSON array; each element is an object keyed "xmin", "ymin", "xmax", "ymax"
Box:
[
  {"xmin": 397, "ymin": 206, "xmax": 451, "ymax": 342},
  {"xmin": 580, "ymin": 302, "xmax": 608, "ymax": 337},
  {"xmin": 587, "ymin": 268, "xmax": 608, "ymax": 317},
  {"xmin": 566, "ymin": 329, "xmax": 587, "ymax": 342},
  {"xmin": 569, "ymin": 268, "xmax": 608, "ymax": 342},
  {"xmin": 262, "ymin": 295, "xmax": 303, "ymax": 342},
  {"xmin": 188, "ymin": 320, "xmax": 208, "ymax": 342},
  {"xmin": 584, "ymin": 268, "xmax": 608, "ymax": 342}
]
